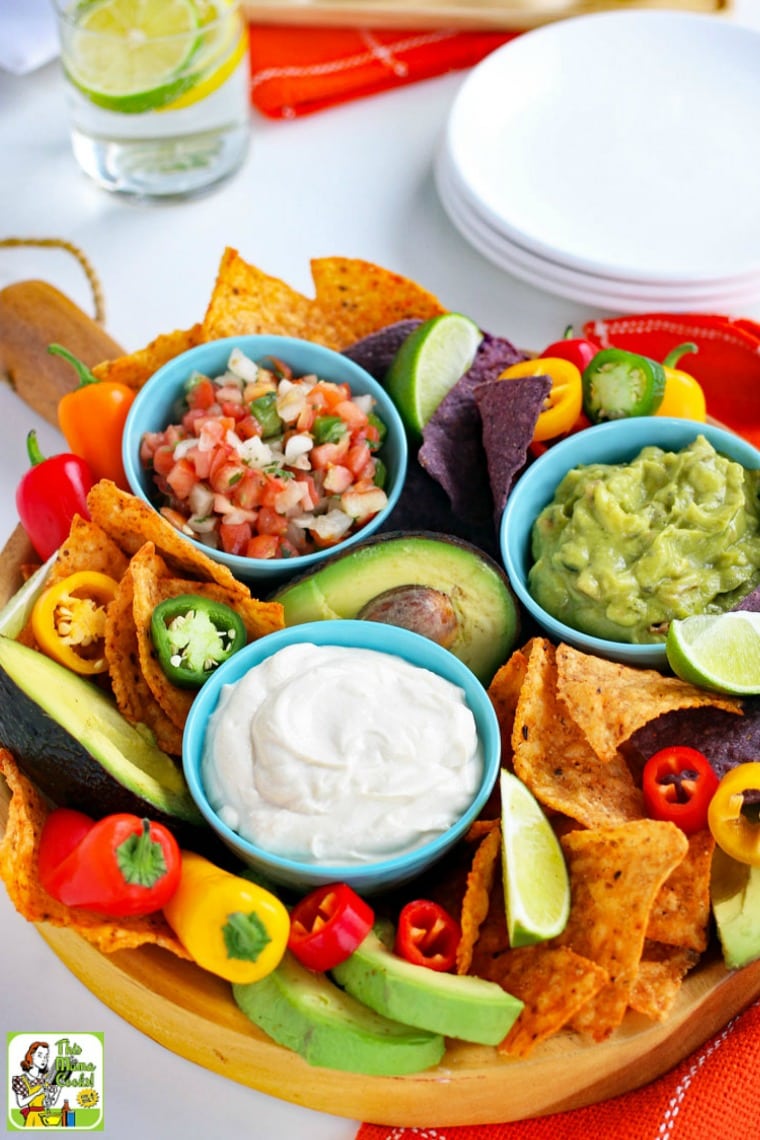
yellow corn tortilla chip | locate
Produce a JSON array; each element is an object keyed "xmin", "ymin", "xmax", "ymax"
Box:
[
  {"xmin": 629, "ymin": 941, "xmax": 699, "ymax": 1021},
  {"xmin": 87, "ymin": 481, "xmax": 250, "ymax": 598},
  {"xmin": 456, "ymin": 823, "xmax": 502, "ymax": 975},
  {"xmin": 555, "ymin": 642, "xmax": 743, "ymax": 764},
  {"xmin": 105, "ymin": 565, "xmax": 184, "ymax": 756},
  {"xmin": 0, "ymin": 748, "xmax": 189, "ymax": 958},
  {"xmin": 202, "ymin": 248, "xmax": 447, "ymax": 349},
  {"xmin": 646, "ymin": 829, "xmax": 715, "ymax": 953},
  {"xmin": 557, "ymin": 819, "xmax": 689, "ymax": 1041},
  {"xmin": 490, "ymin": 945, "xmax": 609, "ymax": 1058},
  {"xmin": 48, "ymin": 514, "xmax": 130, "ymax": 584},
  {"xmin": 91, "ymin": 324, "xmax": 204, "ymax": 389},
  {"xmin": 488, "ymin": 644, "xmax": 529, "ymax": 769},
  {"xmin": 512, "ymin": 639, "xmax": 644, "ymax": 828},
  {"xmin": 129, "ymin": 544, "xmax": 283, "ymax": 732}
]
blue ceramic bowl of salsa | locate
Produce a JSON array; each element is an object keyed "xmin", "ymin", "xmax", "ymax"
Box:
[{"xmin": 182, "ymin": 619, "xmax": 501, "ymax": 894}]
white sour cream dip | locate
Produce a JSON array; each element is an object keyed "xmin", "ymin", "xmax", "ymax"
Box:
[{"xmin": 201, "ymin": 642, "xmax": 483, "ymax": 865}]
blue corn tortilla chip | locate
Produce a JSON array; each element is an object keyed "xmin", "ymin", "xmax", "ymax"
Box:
[
  {"xmin": 735, "ymin": 586, "xmax": 760, "ymax": 613},
  {"xmin": 626, "ymin": 698, "xmax": 760, "ymax": 780},
  {"xmin": 474, "ymin": 374, "xmax": 552, "ymax": 526},
  {"xmin": 418, "ymin": 333, "xmax": 527, "ymax": 525},
  {"xmin": 342, "ymin": 319, "xmax": 423, "ymax": 380}
]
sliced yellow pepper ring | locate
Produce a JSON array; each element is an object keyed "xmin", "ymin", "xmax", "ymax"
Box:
[
  {"xmin": 31, "ymin": 570, "xmax": 119, "ymax": 676},
  {"xmin": 498, "ymin": 357, "xmax": 583, "ymax": 442},
  {"xmin": 708, "ymin": 762, "xmax": 760, "ymax": 867}
]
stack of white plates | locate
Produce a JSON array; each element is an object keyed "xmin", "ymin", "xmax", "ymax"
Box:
[{"xmin": 435, "ymin": 9, "xmax": 760, "ymax": 313}]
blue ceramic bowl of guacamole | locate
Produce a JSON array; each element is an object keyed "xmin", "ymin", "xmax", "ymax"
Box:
[
  {"xmin": 500, "ymin": 418, "xmax": 760, "ymax": 669},
  {"xmin": 122, "ymin": 335, "xmax": 407, "ymax": 587},
  {"xmin": 183, "ymin": 619, "xmax": 501, "ymax": 894}
]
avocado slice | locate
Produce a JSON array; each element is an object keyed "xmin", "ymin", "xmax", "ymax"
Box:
[
  {"xmin": 0, "ymin": 635, "xmax": 203, "ymax": 830},
  {"xmin": 711, "ymin": 845, "xmax": 760, "ymax": 969},
  {"xmin": 332, "ymin": 925, "xmax": 523, "ymax": 1045},
  {"xmin": 233, "ymin": 951, "xmax": 445, "ymax": 1075},
  {"xmin": 273, "ymin": 531, "xmax": 520, "ymax": 685}
]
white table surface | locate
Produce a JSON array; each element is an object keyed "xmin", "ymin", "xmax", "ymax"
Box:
[{"xmin": 2, "ymin": 5, "xmax": 760, "ymax": 1137}]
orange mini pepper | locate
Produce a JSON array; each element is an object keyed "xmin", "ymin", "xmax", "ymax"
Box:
[
  {"xmin": 498, "ymin": 357, "xmax": 583, "ymax": 442},
  {"xmin": 50, "ymin": 343, "xmax": 135, "ymax": 489}
]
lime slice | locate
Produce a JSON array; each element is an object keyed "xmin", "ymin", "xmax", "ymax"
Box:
[
  {"xmin": 64, "ymin": 0, "xmax": 202, "ymax": 114},
  {"xmin": 500, "ymin": 769, "xmax": 570, "ymax": 947},
  {"xmin": 385, "ymin": 313, "xmax": 483, "ymax": 437},
  {"xmin": 160, "ymin": 9, "xmax": 246, "ymax": 113},
  {"xmin": 666, "ymin": 612, "xmax": 760, "ymax": 695}
]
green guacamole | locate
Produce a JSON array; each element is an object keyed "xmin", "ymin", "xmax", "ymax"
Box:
[{"xmin": 529, "ymin": 435, "xmax": 760, "ymax": 644}]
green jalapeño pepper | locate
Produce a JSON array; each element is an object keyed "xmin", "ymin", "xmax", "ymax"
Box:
[
  {"xmin": 582, "ymin": 347, "xmax": 666, "ymax": 423},
  {"xmin": 150, "ymin": 593, "xmax": 247, "ymax": 688}
]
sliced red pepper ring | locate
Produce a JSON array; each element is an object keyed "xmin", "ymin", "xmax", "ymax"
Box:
[
  {"xmin": 394, "ymin": 898, "xmax": 461, "ymax": 973},
  {"xmin": 30, "ymin": 570, "xmax": 119, "ymax": 675},
  {"xmin": 288, "ymin": 882, "xmax": 375, "ymax": 971},
  {"xmin": 708, "ymin": 762, "xmax": 760, "ymax": 866},
  {"xmin": 642, "ymin": 746, "xmax": 719, "ymax": 836},
  {"xmin": 498, "ymin": 357, "xmax": 583, "ymax": 443}
]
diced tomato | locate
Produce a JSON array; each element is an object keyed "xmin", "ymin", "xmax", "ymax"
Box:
[
  {"xmin": 232, "ymin": 469, "xmax": 267, "ymax": 510},
  {"xmin": 307, "ymin": 381, "xmax": 351, "ymax": 411},
  {"xmin": 293, "ymin": 471, "xmax": 320, "ymax": 510},
  {"xmin": 236, "ymin": 414, "xmax": 263, "ymax": 441},
  {"xmin": 219, "ymin": 521, "xmax": 252, "ymax": 555},
  {"xmin": 209, "ymin": 455, "xmax": 246, "ymax": 495},
  {"xmin": 323, "ymin": 465, "xmax": 354, "ymax": 494},
  {"xmin": 246, "ymin": 534, "xmax": 280, "ymax": 559},
  {"xmin": 166, "ymin": 458, "xmax": 197, "ymax": 500},
  {"xmin": 260, "ymin": 476, "xmax": 290, "ymax": 509},
  {"xmin": 334, "ymin": 399, "xmax": 368, "ymax": 430},
  {"xmin": 257, "ymin": 506, "xmax": 289, "ymax": 536},
  {"xmin": 187, "ymin": 377, "xmax": 216, "ymax": 410},
  {"xmin": 151, "ymin": 444, "xmax": 177, "ymax": 477},
  {"xmin": 345, "ymin": 442, "xmax": 373, "ymax": 479},
  {"xmin": 311, "ymin": 435, "xmax": 351, "ymax": 470}
]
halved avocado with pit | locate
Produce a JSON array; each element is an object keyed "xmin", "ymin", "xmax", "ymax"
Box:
[{"xmin": 273, "ymin": 531, "xmax": 520, "ymax": 685}]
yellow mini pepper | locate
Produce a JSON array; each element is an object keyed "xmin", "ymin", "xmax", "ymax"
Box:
[
  {"xmin": 31, "ymin": 570, "xmax": 119, "ymax": 675},
  {"xmin": 655, "ymin": 342, "xmax": 706, "ymax": 421},
  {"xmin": 163, "ymin": 851, "xmax": 290, "ymax": 984},
  {"xmin": 708, "ymin": 763, "xmax": 760, "ymax": 867},
  {"xmin": 498, "ymin": 357, "xmax": 583, "ymax": 442}
]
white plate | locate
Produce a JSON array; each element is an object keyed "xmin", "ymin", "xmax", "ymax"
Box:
[
  {"xmin": 435, "ymin": 150, "xmax": 760, "ymax": 313},
  {"xmin": 445, "ymin": 10, "xmax": 760, "ymax": 285},
  {"xmin": 437, "ymin": 147, "xmax": 760, "ymax": 304}
]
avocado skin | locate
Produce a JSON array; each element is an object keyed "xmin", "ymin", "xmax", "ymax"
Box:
[
  {"xmin": 0, "ymin": 635, "xmax": 205, "ymax": 841},
  {"xmin": 332, "ymin": 926, "xmax": 523, "ymax": 1045},
  {"xmin": 273, "ymin": 530, "xmax": 520, "ymax": 685},
  {"xmin": 711, "ymin": 846, "xmax": 760, "ymax": 969},
  {"xmin": 233, "ymin": 951, "xmax": 445, "ymax": 1075}
]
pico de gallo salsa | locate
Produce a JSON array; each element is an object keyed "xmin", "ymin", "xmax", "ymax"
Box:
[{"xmin": 139, "ymin": 348, "xmax": 390, "ymax": 560}]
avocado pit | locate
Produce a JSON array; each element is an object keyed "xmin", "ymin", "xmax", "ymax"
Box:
[{"xmin": 358, "ymin": 585, "xmax": 459, "ymax": 649}]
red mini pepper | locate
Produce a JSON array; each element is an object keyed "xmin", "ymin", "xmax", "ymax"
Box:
[
  {"xmin": 541, "ymin": 325, "xmax": 598, "ymax": 373},
  {"xmin": 288, "ymin": 882, "xmax": 375, "ymax": 971},
  {"xmin": 15, "ymin": 430, "xmax": 94, "ymax": 560},
  {"xmin": 642, "ymin": 746, "xmax": 720, "ymax": 836},
  {"xmin": 38, "ymin": 807, "xmax": 181, "ymax": 916},
  {"xmin": 394, "ymin": 899, "xmax": 461, "ymax": 973}
]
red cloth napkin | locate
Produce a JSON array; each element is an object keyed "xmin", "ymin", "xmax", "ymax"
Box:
[
  {"xmin": 356, "ymin": 996, "xmax": 760, "ymax": 1139},
  {"xmin": 247, "ymin": 25, "xmax": 516, "ymax": 118}
]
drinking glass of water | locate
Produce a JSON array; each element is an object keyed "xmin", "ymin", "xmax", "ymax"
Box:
[{"xmin": 51, "ymin": 0, "xmax": 251, "ymax": 199}]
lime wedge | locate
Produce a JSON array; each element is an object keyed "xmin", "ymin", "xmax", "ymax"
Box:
[
  {"xmin": 64, "ymin": 0, "xmax": 202, "ymax": 114},
  {"xmin": 500, "ymin": 769, "xmax": 570, "ymax": 947},
  {"xmin": 666, "ymin": 612, "xmax": 760, "ymax": 695},
  {"xmin": 385, "ymin": 313, "xmax": 482, "ymax": 437},
  {"xmin": 160, "ymin": 7, "xmax": 246, "ymax": 113}
]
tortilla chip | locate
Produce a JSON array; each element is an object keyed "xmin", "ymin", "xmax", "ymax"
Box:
[
  {"xmin": 91, "ymin": 324, "xmax": 204, "ymax": 389},
  {"xmin": 456, "ymin": 823, "xmax": 502, "ymax": 974},
  {"xmin": 202, "ymin": 248, "xmax": 446, "ymax": 349},
  {"xmin": 646, "ymin": 829, "xmax": 715, "ymax": 953},
  {"xmin": 629, "ymin": 941, "xmax": 699, "ymax": 1021},
  {"xmin": 48, "ymin": 515, "xmax": 130, "ymax": 584},
  {"xmin": 0, "ymin": 749, "xmax": 189, "ymax": 958},
  {"xmin": 474, "ymin": 374, "xmax": 551, "ymax": 524},
  {"xmin": 490, "ymin": 945, "xmax": 609, "ymax": 1058},
  {"xmin": 105, "ymin": 566, "xmax": 184, "ymax": 756},
  {"xmin": 488, "ymin": 645, "xmax": 529, "ymax": 768},
  {"xmin": 555, "ymin": 643, "xmax": 743, "ymax": 764},
  {"xmin": 129, "ymin": 544, "xmax": 283, "ymax": 732},
  {"xmin": 512, "ymin": 639, "xmax": 644, "ymax": 828},
  {"xmin": 87, "ymin": 481, "xmax": 250, "ymax": 598},
  {"xmin": 558, "ymin": 819, "xmax": 689, "ymax": 1041}
]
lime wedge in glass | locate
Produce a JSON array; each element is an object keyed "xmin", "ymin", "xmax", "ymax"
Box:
[
  {"xmin": 666, "ymin": 612, "xmax": 760, "ymax": 695},
  {"xmin": 64, "ymin": 0, "xmax": 202, "ymax": 114},
  {"xmin": 500, "ymin": 769, "xmax": 571, "ymax": 947},
  {"xmin": 386, "ymin": 312, "xmax": 482, "ymax": 438}
]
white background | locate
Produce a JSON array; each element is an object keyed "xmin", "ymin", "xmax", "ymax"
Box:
[{"xmin": 2, "ymin": 4, "xmax": 760, "ymax": 1137}]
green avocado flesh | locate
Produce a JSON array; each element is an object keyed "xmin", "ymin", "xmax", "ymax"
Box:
[
  {"xmin": 274, "ymin": 532, "xmax": 520, "ymax": 684},
  {"xmin": 0, "ymin": 635, "xmax": 203, "ymax": 827},
  {"xmin": 711, "ymin": 846, "xmax": 760, "ymax": 970},
  {"xmin": 332, "ymin": 927, "xmax": 523, "ymax": 1045},
  {"xmin": 233, "ymin": 952, "xmax": 445, "ymax": 1075}
]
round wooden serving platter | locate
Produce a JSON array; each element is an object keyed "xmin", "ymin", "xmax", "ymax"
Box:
[{"xmin": 3, "ymin": 529, "xmax": 760, "ymax": 1126}]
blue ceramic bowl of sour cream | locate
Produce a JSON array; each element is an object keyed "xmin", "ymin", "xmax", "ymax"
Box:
[
  {"xmin": 122, "ymin": 335, "xmax": 407, "ymax": 587},
  {"xmin": 183, "ymin": 619, "xmax": 501, "ymax": 894},
  {"xmin": 500, "ymin": 417, "xmax": 760, "ymax": 669}
]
